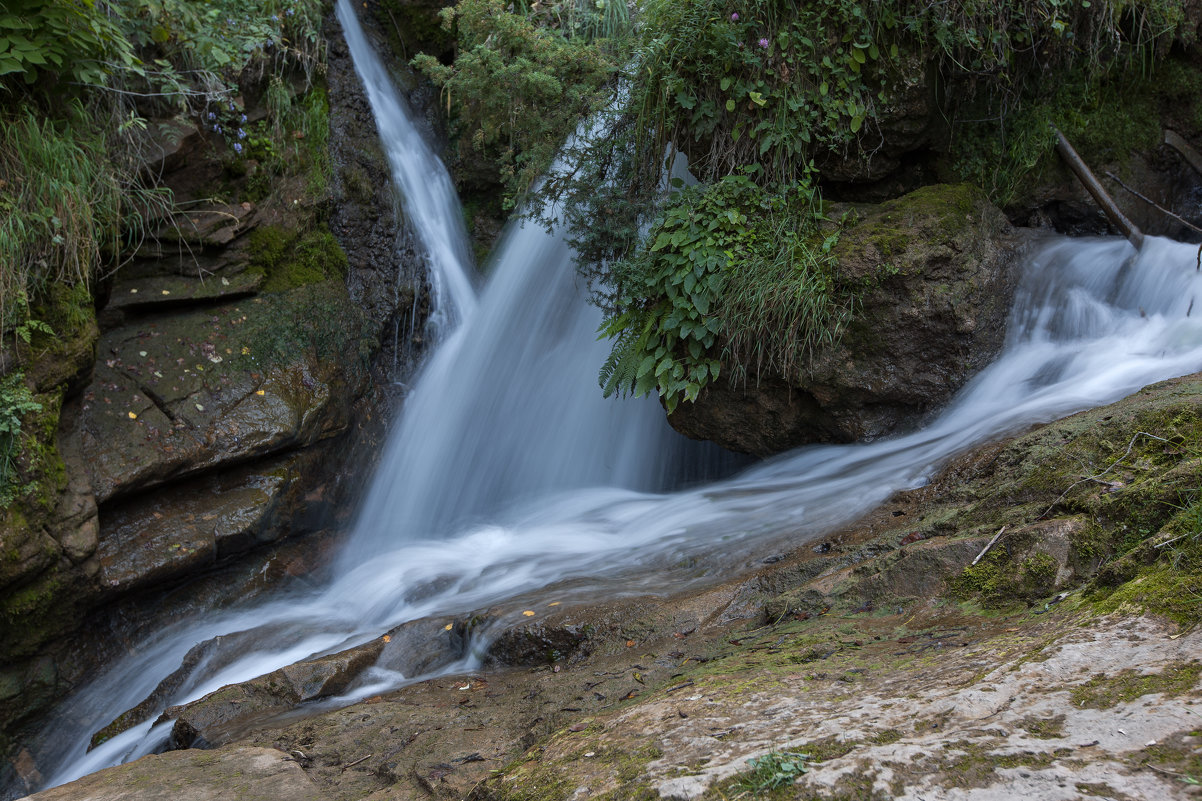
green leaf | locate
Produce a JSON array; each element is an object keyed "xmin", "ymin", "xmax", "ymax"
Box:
[{"xmin": 725, "ymin": 98, "xmax": 735, "ymax": 112}]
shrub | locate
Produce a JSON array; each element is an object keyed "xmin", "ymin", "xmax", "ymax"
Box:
[
  {"xmin": 599, "ymin": 171, "xmax": 850, "ymax": 411},
  {"xmin": 412, "ymin": 0, "xmax": 623, "ymax": 207}
]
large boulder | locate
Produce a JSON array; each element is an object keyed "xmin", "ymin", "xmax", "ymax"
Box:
[{"xmin": 669, "ymin": 183, "xmax": 1026, "ymax": 456}]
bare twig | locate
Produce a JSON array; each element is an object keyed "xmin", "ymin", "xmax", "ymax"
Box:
[
  {"xmin": 971, "ymin": 526, "xmax": 1008, "ymax": 566},
  {"xmin": 1104, "ymin": 170, "xmax": 1202, "ymax": 237},
  {"xmin": 1040, "ymin": 431, "xmax": 1171, "ymax": 519},
  {"xmin": 342, "ymin": 753, "xmax": 372, "ymax": 770},
  {"xmin": 1154, "ymin": 532, "xmax": 1192, "ymax": 549}
]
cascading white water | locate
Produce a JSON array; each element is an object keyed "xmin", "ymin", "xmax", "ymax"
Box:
[
  {"xmin": 19, "ymin": 6, "xmax": 1202, "ymax": 795},
  {"xmin": 336, "ymin": 0, "xmax": 476, "ymax": 332}
]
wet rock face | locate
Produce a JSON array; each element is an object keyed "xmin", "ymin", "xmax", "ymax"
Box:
[
  {"xmin": 326, "ymin": 11, "xmax": 433, "ymax": 384},
  {"xmin": 164, "ymin": 638, "xmax": 386, "ymax": 750},
  {"xmin": 0, "ymin": 12, "xmax": 438, "ymax": 767},
  {"xmin": 669, "ymin": 183, "xmax": 1025, "ymax": 456}
]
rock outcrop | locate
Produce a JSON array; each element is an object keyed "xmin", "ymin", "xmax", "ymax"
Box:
[
  {"xmin": 669, "ymin": 183, "xmax": 1026, "ymax": 456},
  {"xmin": 0, "ymin": 8, "xmax": 436, "ymax": 776}
]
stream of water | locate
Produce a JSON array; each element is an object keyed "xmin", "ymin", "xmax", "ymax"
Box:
[{"xmin": 21, "ymin": 4, "xmax": 1202, "ymax": 795}]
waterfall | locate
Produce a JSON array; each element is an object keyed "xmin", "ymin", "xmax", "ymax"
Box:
[
  {"xmin": 18, "ymin": 6, "xmax": 1202, "ymax": 795},
  {"xmin": 336, "ymin": 0, "xmax": 476, "ymax": 334}
]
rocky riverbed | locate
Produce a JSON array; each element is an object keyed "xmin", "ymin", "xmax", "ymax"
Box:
[{"xmin": 18, "ymin": 372, "xmax": 1202, "ymax": 799}]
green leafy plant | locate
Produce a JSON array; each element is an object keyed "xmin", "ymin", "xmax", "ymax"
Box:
[
  {"xmin": 599, "ymin": 170, "xmax": 850, "ymax": 411},
  {"xmin": 0, "ymin": 373, "xmax": 42, "ymax": 507},
  {"xmin": 0, "ymin": 0, "xmax": 138, "ymax": 90},
  {"xmin": 626, "ymin": 0, "xmax": 1190, "ymax": 192},
  {"xmin": 737, "ymin": 750, "xmax": 813, "ymax": 794}
]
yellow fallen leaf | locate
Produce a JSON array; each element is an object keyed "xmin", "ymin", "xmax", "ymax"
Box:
[
  {"xmin": 161, "ymin": 290, "xmax": 170, "ymax": 295},
  {"xmin": 256, "ymin": 390, "xmax": 265, "ymax": 396},
  {"xmin": 523, "ymin": 610, "xmax": 535, "ymax": 617},
  {"xmin": 444, "ymin": 623, "xmax": 453, "ymax": 631},
  {"xmin": 548, "ymin": 601, "xmax": 560, "ymax": 607},
  {"xmin": 241, "ymin": 346, "xmax": 250, "ymax": 355},
  {"xmin": 382, "ymin": 634, "xmax": 391, "ymax": 643},
  {"xmin": 128, "ymin": 412, "xmax": 137, "ymax": 419}
]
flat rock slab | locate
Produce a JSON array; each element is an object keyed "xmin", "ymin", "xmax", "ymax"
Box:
[
  {"xmin": 79, "ymin": 287, "xmax": 363, "ymax": 503},
  {"xmin": 24, "ymin": 746, "xmax": 320, "ymax": 801},
  {"xmin": 166, "ymin": 637, "xmax": 386, "ymax": 749},
  {"xmin": 107, "ymin": 271, "xmax": 265, "ymax": 313},
  {"xmin": 95, "ymin": 454, "xmax": 305, "ymax": 597}
]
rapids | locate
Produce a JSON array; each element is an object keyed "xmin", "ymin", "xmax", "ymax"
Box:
[{"xmin": 18, "ymin": 3, "xmax": 1202, "ymax": 794}]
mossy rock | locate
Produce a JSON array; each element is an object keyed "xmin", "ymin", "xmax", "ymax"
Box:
[
  {"xmin": 669, "ymin": 183, "xmax": 1024, "ymax": 455},
  {"xmin": 246, "ymin": 224, "xmax": 349, "ymax": 293}
]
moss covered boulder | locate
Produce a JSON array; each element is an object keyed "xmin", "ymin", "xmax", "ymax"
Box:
[{"xmin": 669, "ymin": 184, "xmax": 1025, "ymax": 456}]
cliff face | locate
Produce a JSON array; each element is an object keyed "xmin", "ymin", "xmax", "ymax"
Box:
[{"xmin": 0, "ymin": 8, "xmax": 434, "ymax": 779}]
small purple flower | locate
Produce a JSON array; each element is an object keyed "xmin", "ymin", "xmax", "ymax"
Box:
[
  {"xmin": 240, "ymin": 113, "xmax": 247, "ymax": 123},
  {"xmin": 758, "ymin": 37, "xmax": 769, "ymax": 48},
  {"xmin": 265, "ymin": 38, "xmax": 273, "ymax": 48},
  {"xmin": 206, "ymin": 111, "xmax": 216, "ymax": 121},
  {"xmin": 234, "ymin": 142, "xmax": 243, "ymax": 154},
  {"xmin": 271, "ymin": 14, "xmax": 279, "ymax": 22},
  {"xmin": 237, "ymin": 128, "xmax": 247, "ymax": 139},
  {"xmin": 213, "ymin": 124, "xmax": 221, "ymax": 133},
  {"xmin": 730, "ymin": 12, "xmax": 738, "ymax": 21},
  {"xmin": 286, "ymin": 7, "xmax": 294, "ymax": 15}
]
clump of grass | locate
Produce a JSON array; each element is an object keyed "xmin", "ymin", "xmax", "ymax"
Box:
[
  {"xmin": 718, "ymin": 211, "xmax": 851, "ymax": 387},
  {"xmin": 0, "ymin": 103, "xmax": 120, "ymax": 333},
  {"xmin": 513, "ymin": 0, "xmax": 632, "ymax": 43}
]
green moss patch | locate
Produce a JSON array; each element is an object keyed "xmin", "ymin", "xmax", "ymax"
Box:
[
  {"xmin": 1019, "ymin": 714, "xmax": 1066, "ymax": 740},
  {"xmin": 1070, "ymin": 661, "xmax": 1202, "ymax": 709},
  {"xmin": 246, "ymin": 224, "xmax": 348, "ymax": 293}
]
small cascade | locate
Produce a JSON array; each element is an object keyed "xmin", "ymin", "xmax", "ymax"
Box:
[
  {"xmin": 335, "ymin": 0, "xmax": 476, "ymax": 334},
  {"xmin": 18, "ymin": 5, "xmax": 1202, "ymax": 795}
]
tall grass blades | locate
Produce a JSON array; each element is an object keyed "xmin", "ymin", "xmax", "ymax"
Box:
[
  {"xmin": 718, "ymin": 214, "xmax": 851, "ymax": 388},
  {"xmin": 0, "ymin": 104, "xmax": 121, "ymax": 334}
]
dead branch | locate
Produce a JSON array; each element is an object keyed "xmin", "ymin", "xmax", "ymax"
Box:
[
  {"xmin": 971, "ymin": 526, "xmax": 1007, "ymax": 566},
  {"xmin": 1053, "ymin": 126, "xmax": 1144, "ymax": 249},
  {"xmin": 1104, "ymin": 170, "xmax": 1202, "ymax": 237},
  {"xmin": 1165, "ymin": 130, "xmax": 1202, "ymax": 177}
]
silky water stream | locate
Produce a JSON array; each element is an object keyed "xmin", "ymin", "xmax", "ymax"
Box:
[{"xmin": 22, "ymin": 4, "xmax": 1202, "ymax": 794}]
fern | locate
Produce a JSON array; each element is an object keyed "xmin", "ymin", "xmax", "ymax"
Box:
[{"xmin": 598, "ymin": 310, "xmax": 653, "ymax": 399}]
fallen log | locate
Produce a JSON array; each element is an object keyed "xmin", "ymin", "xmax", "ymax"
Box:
[{"xmin": 1052, "ymin": 126, "xmax": 1144, "ymax": 249}]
